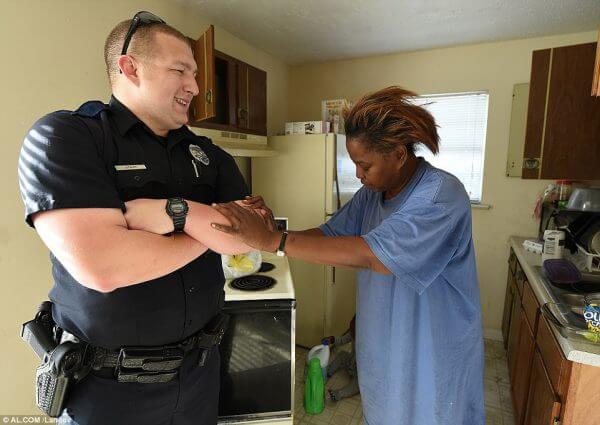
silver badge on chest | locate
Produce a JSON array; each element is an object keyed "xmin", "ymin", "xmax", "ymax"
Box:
[{"xmin": 189, "ymin": 144, "xmax": 210, "ymax": 166}]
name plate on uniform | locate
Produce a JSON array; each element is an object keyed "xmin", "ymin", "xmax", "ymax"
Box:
[{"xmin": 114, "ymin": 164, "xmax": 147, "ymax": 171}]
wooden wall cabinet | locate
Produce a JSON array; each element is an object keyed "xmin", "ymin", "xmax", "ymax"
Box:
[
  {"xmin": 188, "ymin": 26, "xmax": 267, "ymax": 136},
  {"xmin": 522, "ymin": 42, "xmax": 600, "ymax": 180}
]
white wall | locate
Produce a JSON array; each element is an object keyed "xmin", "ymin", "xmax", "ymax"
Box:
[
  {"xmin": 0, "ymin": 0, "xmax": 288, "ymax": 413},
  {"xmin": 287, "ymin": 30, "xmax": 597, "ymax": 340}
]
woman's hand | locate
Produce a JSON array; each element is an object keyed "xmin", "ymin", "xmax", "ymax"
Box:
[
  {"xmin": 241, "ymin": 195, "xmax": 276, "ymax": 231},
  {"xmin": 211, "ymin": 201, "xmax": 280, "ymax": 251},
  {"xmin": 124, "ymin": 199, "xmax": 174, "ymax": 235}
]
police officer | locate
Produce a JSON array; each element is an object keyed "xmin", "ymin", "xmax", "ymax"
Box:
[{"xmin": 18, "ymin": 11, "xmax": 251, "ymax": 425}]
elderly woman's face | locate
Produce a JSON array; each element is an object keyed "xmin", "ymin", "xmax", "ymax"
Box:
[{"xmin": 346, "ymin": 138, "xmax": 406, "ymax": 193}]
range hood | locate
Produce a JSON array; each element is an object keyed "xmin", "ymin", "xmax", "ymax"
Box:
[{"xmin": 187, "ymin": 127, "xmax": 276, "ymax": 158}]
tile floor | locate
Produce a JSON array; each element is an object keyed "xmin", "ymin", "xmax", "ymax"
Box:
[{"xmin": 293, "ymin": 339, "xmax": 514, "ymax": 425}]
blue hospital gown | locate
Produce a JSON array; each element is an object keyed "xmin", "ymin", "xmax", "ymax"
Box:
[{"xmin": 320, "ymin": 159, "xmax": 484, "ymax": 425}]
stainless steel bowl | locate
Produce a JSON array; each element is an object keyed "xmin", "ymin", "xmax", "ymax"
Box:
[{"xmin": 566, "ymin": 187, "xmax": 600, "ymax": 212}]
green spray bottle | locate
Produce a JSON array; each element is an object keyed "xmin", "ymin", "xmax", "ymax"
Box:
[{"xmin": 304, "ymin": 357, "xmax": 325, "ymax": 414}]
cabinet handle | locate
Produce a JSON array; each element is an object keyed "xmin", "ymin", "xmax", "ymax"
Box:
[
  {"xmin": 551, "ymin": 401, "xmax": 561, "ymax": 425},
  {"xmin": 205, "ymin": 90, "xmax": 213, "ymax": 104},
  {"xmin": 523, "ymin": 158, "xmax": 540, "ymax": 170},
  {"xmin": 238, "ymin": 108, "xmax": 248, "ymax": 120}
]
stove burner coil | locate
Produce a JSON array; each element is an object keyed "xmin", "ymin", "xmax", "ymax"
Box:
[
  {"xmin": 258, "ymin": 262, "xmax": 276, "ymax": 273},
  {"xmin": 231, "ymin": 275, "xmax": 276, "ymax": 291}
]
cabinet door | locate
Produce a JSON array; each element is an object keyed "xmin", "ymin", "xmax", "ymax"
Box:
[
  {"xmin": 237, "ymin": 62, "xmax": 267, "ymax": 135},
  {"xmin": 522, "ymin": 49, "xmax": 550, "ymax": 179},
  {"xmin": 593, "ymin": 28, "xmax": 600, "ymax": 96},
  {"xmin": 523, "ymin": 42, "xmax": 600, "ymax": 179},
  {"xmin": 523, "ymin": 350, "xmax": 561, "ymax": 425},
  {"xmin": 192, "ymin": 25, "xmax": 215, "ymax": 122},
  {"xmin": 507, "ymin": 288, "xmax": 522, "ymax": 379},
  {"xmin": 511, "ymin": 309, "xmax": 536, "ymax": 425},
  {"xmin": 502, "ymin": 268, "xmax": 517, "ymax": 348},
  {"xmin": 536, "ymin": 315, "xmax": 571, "ymax": 399}
]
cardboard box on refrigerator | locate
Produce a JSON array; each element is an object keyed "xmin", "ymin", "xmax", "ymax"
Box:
[
  {"xmin": 304, "ymin": 121, "xmax": 325, "ymax": 134},
  {"xmin": 285, "ymin": 122, "xmax": 294, "ymax": 135},
  {"xmin": 292, "ymin": 122, "xmax": 306, "ymax": 134}
]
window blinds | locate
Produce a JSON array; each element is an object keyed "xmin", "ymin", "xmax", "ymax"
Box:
[{"xmin": 411, "ymin": 92, "xmax": 489, "ymax": 203}]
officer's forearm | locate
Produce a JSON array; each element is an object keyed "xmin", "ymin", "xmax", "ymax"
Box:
[
  {"xmin": 33, "ymin": 208, "xmax": 208, "ymax": 293},
  {"xmin": 184, "ymin": 201, "xmax": 254, "ymax": 255},
  {"xmin": 90, "ymin": 230, "xmax": 208, "ymax": 292}
]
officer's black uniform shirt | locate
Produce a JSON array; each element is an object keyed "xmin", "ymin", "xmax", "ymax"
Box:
[{"xmin": 18, "ymin": 96, "xmax": 249, "ymax": 350}]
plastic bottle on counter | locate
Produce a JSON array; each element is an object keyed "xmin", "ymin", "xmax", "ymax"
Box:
[
  {"xmin": 304, "ymin": 357, "xmax": 325, "ymax": 414},
  {"xmin": 306, "ymin": 341, "xmax": 330, "ymax": 381},
  {"xmin": 556, "ymin": 180, "xmax": 572, "ymax": 209},
  {"xmin": 542, "ymin": 230, "xmax": 565, "ymax": 263}
]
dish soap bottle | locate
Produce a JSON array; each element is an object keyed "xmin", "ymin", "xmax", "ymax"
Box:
[{"xmin": 304, "ymin": 357, "xmax": 325, "ymax": 414}]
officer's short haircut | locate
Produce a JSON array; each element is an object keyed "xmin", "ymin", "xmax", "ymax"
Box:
[{"xmin": 104, "ymin": 20, "xmax": 191, "ymax": 85}]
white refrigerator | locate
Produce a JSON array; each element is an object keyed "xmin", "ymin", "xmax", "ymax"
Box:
[{"xmin": 252, "ymin": 134, "xmax": 361, "ymax": 347}]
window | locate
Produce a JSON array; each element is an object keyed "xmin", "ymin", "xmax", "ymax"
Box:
[{"xmin": 411, "ymin": 92, "xmax": 489, "ymax": 203}]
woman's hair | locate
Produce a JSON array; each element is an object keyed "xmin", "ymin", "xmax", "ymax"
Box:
[{"xmin": 343, "ymin": 86, "xmax": 440, "ymax": 155}]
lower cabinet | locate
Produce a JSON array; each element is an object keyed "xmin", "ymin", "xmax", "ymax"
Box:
[
  {"xmin": 507, "ymin": 285, "xmax": 522, "ymax": 376},
  {"xmin": 511, "ymin": 310, "xmax": 535, "ymax": 425},
  {"xmin": 523, "ymin": 349, "xmax": 561, "ymax": 425},
  {"xmin": 502, "ymin": 269, "xmax": 517, "ymax": 348},
  {"xmin": 503, "ymin": 247, "xmax": 600, "ymax": 424}
]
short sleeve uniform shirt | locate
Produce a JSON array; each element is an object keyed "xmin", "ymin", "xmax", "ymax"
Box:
[{"xmin": 18, "ymin": 96, "xmax": 249, "ymax": 349}]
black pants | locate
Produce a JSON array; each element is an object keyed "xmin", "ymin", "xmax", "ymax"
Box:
[{"xmin": 59, "ymin": 348, "xmax": 220, "ymax": 425}]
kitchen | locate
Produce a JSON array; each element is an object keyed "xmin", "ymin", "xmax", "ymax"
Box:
[{"xmin": 2, "ymin": 1, "xmax": 600, "ymax": 425}]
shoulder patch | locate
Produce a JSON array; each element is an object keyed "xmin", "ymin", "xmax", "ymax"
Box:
[{"xmin": 71, "ymin": 101, "xmax": 109, "ymax": 118}]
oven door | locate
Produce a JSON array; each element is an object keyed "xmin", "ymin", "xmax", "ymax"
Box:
[{"xmin": 218, "ymin": 299, "xmax": 296, "ymax": 422}]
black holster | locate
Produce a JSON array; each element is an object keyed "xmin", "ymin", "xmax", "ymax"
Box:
[{"xmin": 21, "ymin": 302, "xmax": 91, "ymax": 418}]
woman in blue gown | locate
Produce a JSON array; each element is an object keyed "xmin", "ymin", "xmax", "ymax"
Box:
[{"xmin": 212, "ymin": 86, "xmax": 485, "ymax": 425}]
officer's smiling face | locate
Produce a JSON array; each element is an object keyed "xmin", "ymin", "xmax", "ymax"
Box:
[{"xmin": 137, "ymin": 32, "xmax": 199, "ymax": 134}]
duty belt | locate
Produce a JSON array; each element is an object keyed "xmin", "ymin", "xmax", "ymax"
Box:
[{"xmin": 61, "ymin": 313, "xmax": 229, "ymax": 384}]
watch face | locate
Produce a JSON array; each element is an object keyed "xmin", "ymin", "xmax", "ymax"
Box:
[
  {"xmin": 171, "ymin": 204, "xmax": 185, "ymax": 214},
  {"xmin": 168, "ymin": 199, "xmax": 188, "ymax": 216}
]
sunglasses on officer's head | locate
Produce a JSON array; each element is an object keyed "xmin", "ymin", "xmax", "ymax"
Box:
[{"xmin": 121, "ymin": 11, "xmax": 166, "ymax": 56}]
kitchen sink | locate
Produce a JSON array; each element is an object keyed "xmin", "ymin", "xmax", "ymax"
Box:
[
  {"xmin": 537, "ymin": 266, "xmax": 600, "ymax": 343},
  {"xmin": 536, "ymin": 266, "xmax": 600, "ymax": 303}
]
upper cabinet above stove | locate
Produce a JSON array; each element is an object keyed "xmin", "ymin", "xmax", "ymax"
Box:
[
  {"xmin": 522, "ymin": 42, "xmax": 600, "ymax": 180},
  {"xmin": 188, "ymin": 26, "xmax": 267, "ymax": 137}
]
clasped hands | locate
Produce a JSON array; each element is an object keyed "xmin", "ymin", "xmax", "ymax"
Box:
[{"xmin": 124, "ymin": 196, "xmax": 280, "ymax": 251}]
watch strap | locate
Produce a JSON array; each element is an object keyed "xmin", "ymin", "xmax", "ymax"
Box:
[
  {"xmin": 172, "ymin": 215, "xmax": 186, "ymax": 232},
  {"xmin": 276, "ymin": 231, "xmax": 289, "ymax": 257}
]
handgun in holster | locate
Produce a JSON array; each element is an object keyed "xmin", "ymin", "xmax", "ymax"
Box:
[
  {"xmin": 196, "ymin": 312, "xmax": 230, "ymax": 366},
  {"xmin": 21, "ymin": 301, "xmax": 90, "ymax": 418}
]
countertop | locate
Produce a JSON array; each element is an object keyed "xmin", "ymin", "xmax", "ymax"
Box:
[{"xmin": 510, "ymin": 236, "xmax": 600, "ymax": 366}]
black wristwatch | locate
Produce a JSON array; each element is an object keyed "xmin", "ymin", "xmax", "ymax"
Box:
[{"xmin": 165, "ymin": 198, "xmax": 189, "ymax": 232}]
